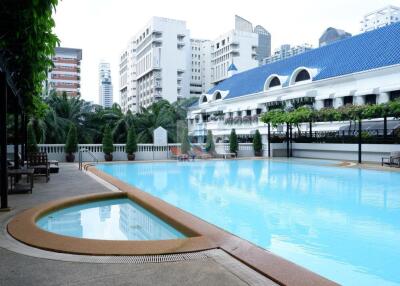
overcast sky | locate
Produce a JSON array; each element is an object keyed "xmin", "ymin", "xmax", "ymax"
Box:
[{"xmin": 53, "ymin": 0, "xmax": 400, "ymax": 104}]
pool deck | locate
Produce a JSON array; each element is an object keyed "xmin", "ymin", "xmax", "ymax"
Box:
[{"xmin": 0, "ymin": 164, "xmax": 276, "ymax": 286}]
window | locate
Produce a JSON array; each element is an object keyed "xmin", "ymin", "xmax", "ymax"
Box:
[
  {"xmin": 202, "ymin": 96, "xmax": 207, "ymax": 103},
  {"xmin": 324, "ymin": 99, "xmax": 333, "ymax": 108},
  {"xmin": 343, "ymin": 96, "xmax": 353, "ymax": 105},
  {"xmin": 390, "ymin": 90, "xmax": 400, "ymax": 101},
  {"xmin": 365, "ymin": 94, "xmax": 376, "ymax": 105},
  {"xmin": 246, "ymin": 110, "xmax": 251, "ymax": 116},
  {"xmin": 215, "ymin": 92, "xmax": 222, "ymax": 100},
  {"xmin": 269, "ymin": 77, "xmax": 281, "ymax": 88},
  {"xmin": 294, "ymin": 70, "xmax": 311, "ymax": 83},
  {"xmin": 256, "ymin": 108, "xmax": 262, "ymax": 115}
]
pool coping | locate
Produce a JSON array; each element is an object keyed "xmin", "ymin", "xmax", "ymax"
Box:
[{"xmin": 8, "ymin": 162, "xmax": 339, "ymax": 286}]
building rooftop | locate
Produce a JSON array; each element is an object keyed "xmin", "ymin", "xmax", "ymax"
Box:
[{"xmin": 206, "ymin": 22, "xmax": 400, "ymax": 100}]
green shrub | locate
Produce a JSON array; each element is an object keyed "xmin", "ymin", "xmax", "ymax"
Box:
[
  {"xmin": 126, "ymin": 126, "xmax": 137, "ymax": 154},
  {"xmin": 65, "ymin": 124, "xmax": 78, "ymax": 154},
  {"xmin": 102, "ymin": 125, "xmax": 114, "ymax": 154},
  {"xmin": 205, "ymin": 130, "xmax": 215, "ymax": 152},
  {"xmin": 180, "ymin": 127, "xmax": 190, "ymax": 154},
  {"xmin": 27, "ymin": 122, "xmax": 38, "ymax": 153},
  {"xmin": 229, "ymin": 129, "xmax": 238, "ymax": 154},
  {"xmin": 253, "ymin": 130, "xmax": 262, "ymax": 153}
]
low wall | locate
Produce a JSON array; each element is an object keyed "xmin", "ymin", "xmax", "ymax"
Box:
[{"xmin": 292, "ymin": 143, "xmax": 400, "ymax": 163}]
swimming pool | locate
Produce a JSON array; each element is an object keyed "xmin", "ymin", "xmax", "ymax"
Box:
[
  {"xmin": 37, "ymin": 198, "xmax": 185, "ymax": 240},
  {"xmin": 96, "ymin": 159, "xmax": 400, "ymax": 286}
]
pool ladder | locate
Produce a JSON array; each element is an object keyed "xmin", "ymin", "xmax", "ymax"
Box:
[{"xmin": 78, "ymin": 148, "xmax": 99, "ymax": 171}]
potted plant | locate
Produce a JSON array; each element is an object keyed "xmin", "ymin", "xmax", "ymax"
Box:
[
  {"xmin": 102, "ymin": 125, "xmax": 114, "ymax": 161},
  {"xmin": 229, "ymin": 129, "xmax": 238, "ymax": 155},
  {"xmin": 253, "ymin": 129, "xmax": 262, "ymax": 157},
  {"xmin": 65, "ymin": 124, "xmax": 78, "ymax": 162},
  {"xmin": 27, "ymin": 122, "xmax": 38, "ymax": 153},
  {"xmin": 126, "ymin": 126, "xmax": 137, "ymax": 161}
]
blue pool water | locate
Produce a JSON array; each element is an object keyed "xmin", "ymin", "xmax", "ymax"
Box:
[
  {"xmin": 96, "ymin": 160, "xmax": 400, "ymax": 286},
  {"xmin": 37, "ymin": 198, "xmax": 185, "ymax": 240}
]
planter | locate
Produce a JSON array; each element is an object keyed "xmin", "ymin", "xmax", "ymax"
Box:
[
  {"xmin": 254, "ymin": 151, "xmax": 263, "ymax": 157},
  {"xmin": 65, "ymin": 153, "xmax": 75, "ymax": 162},
  {"xmin": 104, "ymin": 153, "xmax": 113, "ymax": 161},
  {"xmin": 127, "ymin": 153, "xmax": 135, "ymax": 161}
]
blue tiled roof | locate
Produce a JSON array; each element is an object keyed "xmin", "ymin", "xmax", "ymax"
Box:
[{"xmin": 207, "ymin": 22, "xmax": 400, "ymax": 100}]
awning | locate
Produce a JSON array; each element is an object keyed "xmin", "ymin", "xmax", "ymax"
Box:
[
  {"xmin": 315, "ymin": 94, "xmax": 334, "ymax": 100},
  {"xmin": 191, "ymin": 109, "xmax": 204, "ymax": 114},
  {"xmin": 381, "ymin": 85, "xmax": 400, "ymax": 93},
  {"xmin": 205, "ymin": 106, "xmax": 224, "ymax": 113},
  {"xmin": 355, "ymin": 88, "xmax": 379, "ymax": 96}
]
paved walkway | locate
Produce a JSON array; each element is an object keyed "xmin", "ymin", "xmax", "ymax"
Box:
[{"xmin": 0, "ymin": 164, "xmax": 275, "ymax": 286}]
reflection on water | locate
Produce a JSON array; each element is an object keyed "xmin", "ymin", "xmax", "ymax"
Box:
[
  {"xmin": 37, "ymin": 199, "xmax": 185, "ymax": 241},
  {"xmin": 96, "ymin": 160, "xmax": 400, "ymax": 286}
]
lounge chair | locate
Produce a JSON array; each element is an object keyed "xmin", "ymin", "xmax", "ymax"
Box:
[
  {"xmin": 170, "ymin": 147, "xmax": 189, "ymax": 161},
  {"xmin": 381, "ymin": 151, "xmax": 400, "ymax": 167},
  {"xmin": 214, "ymin": 150, "xmax": 237, "ymax": 159},
  {"xmin": 27, "ymin": 152, "xmax": 50, "ymax": 182},
  {"xmin": 192, "ymin": 146, "xmax": 212, "ymax": 159}
]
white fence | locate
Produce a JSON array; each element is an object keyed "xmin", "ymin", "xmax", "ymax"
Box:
[{"xmin": 7, "ymin": 142, "xmax": 399, "ymax": 163}]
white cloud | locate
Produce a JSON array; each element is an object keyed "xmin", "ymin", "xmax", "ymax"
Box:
[{"xmin": 53, "ymin": 0, "xmax": 400, "ymax": 104}]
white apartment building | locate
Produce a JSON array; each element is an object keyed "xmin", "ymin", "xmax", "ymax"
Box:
[
  {"xmin": 211, "ymin": 30, "xmax": 259, "ymax": 84},
  {"xmin": 263, "ymin": 44, "xmax": 313, "ymax": 65},
  {"xmin": 99, "ymin": 62, "xmax": 113, "ymax": 108},
  {"xmin": 361, "ymin": 5, "xmax": 400, "ymax": 32},
  {"xmin": 48, "ymin": 47, "xmax": 82, "ymax": 97},
  {"xmin": 190, "ymin": 39, "xmax": 212, "ymax": 97},
  {"xmin": 134, "ymin": 17, "xmax": 190, "ymax": 109},
  {"xmin": 120, "ymin": 40, "xmax": 137, "ymax": 113}
]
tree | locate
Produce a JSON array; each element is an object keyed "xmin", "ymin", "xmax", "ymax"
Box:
[
  {"xmin": 261, "ymin": 109, "xmax": 286, "ymax": 127},
  {"xmin": 102, "ymin": 125, "xmax": 114, "ymax": 155},
  {"xmin": 253, "ymin": 130, "xmax": 262, "ymax": 156},
  {"xmin": 126, "ymin": 126, "xmax": 137, "ymax": 155},
  {"xmin": 229, "ymin": 129, "xmax": 238, "ymax": 154},
  {"xmin": 205, "ymin": 130, "xmax": 215, "ymax": 152},
  {"xmin": 180, "ymin": 127, "xmax": 190, "ymax": 154},
  {"xmin": 65, "ymin": 124, "xmax": 78, "ymax": 154},
  {"xmin": 27, "ymin": 122, "xmax": 38, "ymax": 153}
]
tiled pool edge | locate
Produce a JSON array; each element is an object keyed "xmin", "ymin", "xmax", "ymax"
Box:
[{"xmin": 89, "ymin": 166, "xmax": 339, "ymax": 286}]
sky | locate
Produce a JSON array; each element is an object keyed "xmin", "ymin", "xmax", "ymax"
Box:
[{"xmin": 53, "ymin": 0, "xmax": 400, "ymax": 104}]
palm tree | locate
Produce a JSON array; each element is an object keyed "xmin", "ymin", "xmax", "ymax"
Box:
[{"xmin": 135, "ymin": 100, "xmax": 180, "ymax": 143}]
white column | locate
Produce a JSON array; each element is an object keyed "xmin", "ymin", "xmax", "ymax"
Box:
[
  {"xmin": 334, "ymin": 97, "xmax": 344, "ymax": 109},
  {"xmin": 315, "ymin": 100, "xmax": 324, "ymax": 110},
  {"xmin": 378, "ymin": 92, "xmax": 390, "ymax": 104},
  {"xmin": 251, "ymin": 109, "xmax": 257, "ymax": 116},
  {"xmin": 355, "ymin": 95, "xmax": 365, "ymax": 106}
]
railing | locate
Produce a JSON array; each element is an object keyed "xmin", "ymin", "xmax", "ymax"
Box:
[{"xmin": 78, "ymin": 148, "xmax": 98, "ymax": 170}]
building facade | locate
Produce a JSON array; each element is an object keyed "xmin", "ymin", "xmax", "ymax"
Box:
[
  {"xmin": 119, "ymin": 39, "xmax": 138, "ymax": 113},
  {"xmin": 48, "ymin": 47, "xmax": 82, "ymax": 96},
  {"xmin": 319, "ymin": 27, "xmax": 352, "ymax": 47},
  {"xmin": 254, "ymin": 25, "xmax": 272, "ymax": 62},
  {"xmin": 263, "ymin": 44, "xmax": 313, "ymax": 65},
  {"xmin": 211, "ymin": 30, "xmax": 259, "ymax": 84},
  {"xmin": 188, "ymin": 23, "xmax": 400, "ymax": 142},
  {"xmin": 361, "ymin": 5, "xmax": 400, "ymax": 32},
  {"xmin": 99, "ymin": 62, "xmax": 113, "ymax": 108},
  {"xmin": 190, "ymin": 39, "xmax": 212, "ymax": 97}
]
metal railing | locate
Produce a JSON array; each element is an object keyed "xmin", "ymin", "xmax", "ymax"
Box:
[{"xmin": 78, "ymin": 148, "xmax": 99, "ymax": 170}]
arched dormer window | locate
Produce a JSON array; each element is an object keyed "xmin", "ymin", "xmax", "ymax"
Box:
[
  {"xmin": 215, "ymin": 92, "xmax": 222, "ymax": 100},
  {"xmin": 269, "ymin": 77, "xmax": 281, "ymax": 88},
  {"xmin": 295, "ymin": 70, "xmax": 311, "ymax": 83},
  {"xmin": 202, "ymin": 96, "xmax": 208, "ymax": 103}
]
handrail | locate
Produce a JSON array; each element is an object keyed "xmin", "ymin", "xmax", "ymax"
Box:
[{"xmin": 78, "ymin": 148, "xmax": 99, "ymax": 170}]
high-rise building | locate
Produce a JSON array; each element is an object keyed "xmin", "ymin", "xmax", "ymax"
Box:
[
  {"xmin": 361, "ymin": 5, "xmax": 400, "ymax": 32},
  {"xmin": 254, "ymin": 25, "xmax": 271, "ymax": 62},
  {"xmin": 48, "ymin": 47, "xmax": 82, "ymax": 96},
  {"xmin": 119, "ymin": 39, "xmax": 137, "ymax": 113},
  {"xmin": 319, "ymin": 27, "xmax": 352, "ymax": 47},
  {"xmin": 211, "ymin": 30, "xmax": 259, "ymax": 84},
  {"xmin": 135, "ymin": 17, "xmax": 190, "ymax": 110},
  {"xmin": 99, "ymin": 62, "xmax": 113, "ymax": 108},
  {"xmin": 189, "ymin": 39, "xmax": 212, "ymax": 97},
  {"xmin": 263, "ymin": 44, "xmax": 313, "ymax": 64},
  {"xmin": 234, "ymin": 15, "xmax": 253, "ymax": 33}
]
